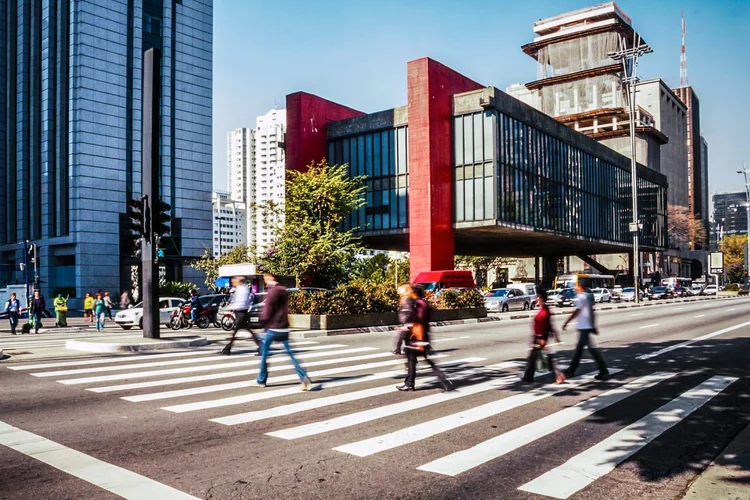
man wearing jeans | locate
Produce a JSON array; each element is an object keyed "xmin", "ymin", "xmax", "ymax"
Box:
[
  {"xmin": 562, "ymin": 283, "xmax": 610, "ymax": 380},
  {"xmin": 256, "ymin": 273, "xmax": 311, "ymax": 390},
  {"xmin": 29, "ymin": 290, "xmax": 46, "ymax": 335},
  {"xmin": 4, "ymin": 293, "xmax": 21, "ymax": 335}
]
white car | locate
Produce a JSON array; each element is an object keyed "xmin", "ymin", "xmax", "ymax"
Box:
[
  {"xmin": 484, "ymin": 288, "xmax": 531, "ymax": 312},
  {"xmin": 619, "ymin": 287, "xmax": 644, "ymax": 302},
  {"xmin": 702, "ymin": 285, "xmax": 718, "ymax": 296},
  {"xmin": 115, "ymin": 297, "xmax": 185, "ymax": 330},
  {"xmin": 592, "ymin": 288, "xmax": 612, "ymax": 303}
]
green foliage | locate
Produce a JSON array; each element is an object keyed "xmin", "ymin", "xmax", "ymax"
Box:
[
  {"xmin": 429, "ymin": 289, "xmax": 486, "ymax": 310},
  {"xmin": 719, "ymin": 235, "xmax": 747, "ymax": 269},
  {"xmin": 288, "ymin": 282, "xmax": 399, "ymax": 315},
  {"xmin": 351, "ymin": 254, "xmax": 410, "ymax": 286},
  {"xmin": 190, "ymin": 245, "xmax": 250, "ymax": 291},
  {"xmin": 725, "ymin": 283, "xmax": 740, "ymax": 292},
  {"xmin": 257, "ymin": 160, "xmax": 366, "ymax": 288},
  {"xmin": 159, "ymin": 281, "xmax": 197, "ymax": 298}
]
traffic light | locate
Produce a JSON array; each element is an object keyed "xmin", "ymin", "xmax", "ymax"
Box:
[
  {"xmin": 27, "ymin": 243, "xmax": 37, "ymax": 264},
  {"xmin": 153, "ymin": 199, "xmax": 171, "ymax": 237},
  {"xmin": 127, "ymin": 197, "xmax": 147, "ymax": 236},
  {"xmin": 134, "ymin": 236, "xmax": 144, "ymax": 260},
  {"xmin": 154, "ymin": 235, "xmax": 165, "ymax": 264}
]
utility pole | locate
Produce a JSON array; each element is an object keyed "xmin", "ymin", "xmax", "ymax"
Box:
[
  {"xmin": 609, "ymin": 33, "xmax": 652, "ymax": 304},
  {"xmin": 736, "ymin": 164, "xmax": 750, "ymax": 288}
]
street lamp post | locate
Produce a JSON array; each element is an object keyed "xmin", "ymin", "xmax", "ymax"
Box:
[
  {"xmin": 609, "ymin": 33, "xmax": 652, "ymax": 304},
  {"xmin": 736, "ymin": 164, "xmax": 750, "ymax": 287}
]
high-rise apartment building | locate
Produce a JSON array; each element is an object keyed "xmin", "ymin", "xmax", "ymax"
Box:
[
  {"xmin": 713, "ymin": 192, "xmax": 747, "ymax": 237},
  {"xmin": 0, "ymin": 1, "xmax": 213, "ymax": 301},
  {"xmin": 212, "ymin": 191, "xmax": 246, "ymax": 258},
  {"xmin": 675, "ymin": 86, "xmax": 707, "ymax": 246},
  {"xmin": 227, "ymin": 127, "xmax": 254, "ymax": 204}
]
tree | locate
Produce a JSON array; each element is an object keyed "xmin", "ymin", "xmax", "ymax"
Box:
[
  {"xmin": 668, "ymin": 204, "xmax": 706, "ymax": 250},
  {"xmin": 455, "ymin": 256, "xmax": 519, "ymax": 287},
  {"xmin": 190, "ymin": 245, "xmax": 251, "ymax": 291},
  {"xmin": 351, "ymin": 253, "xmax": 410, "ymax": 287},
  {"xmin": 718, "ymin": 234, "xmax": 747, "ymax": 279},
  {"xmin": 258, "ymin": 160, "xmax": 366, "ymax": 288}
]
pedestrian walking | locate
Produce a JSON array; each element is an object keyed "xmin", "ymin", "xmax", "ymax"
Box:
[
  {"xmin": 397, "ymin": 286, "xmax": 453, "ymax": 392},
  {"xmin": 393, "ymin": 284, "xmax": 414, "ymax": 355},
  {"xmin": 83, "ymin": 293, "xmax": 94, "ymax": 323},
  {"xmin": 94, "ymin": 293, "xmax": 106, "ymax": 331},
  {"xmin": 120, "ymin": 289, "xmax": 130, "ymax": 310},
  {"xmin": 54, "ymin": 294, "xmax": 68, "ymax": 328},
  {"xmin": 29, "ymin": 290, "xmax": 46, "ymax": 334},
  {"xmin": 522, "ymin": 288, "xmax": 565, "ymax": 383},
  {"xmin": 256, "ymin": 273, "xmax": 311, "ymax": 390},
  {"xmin": 562, "ymin": 283, "xmax": 610, "ymax": 380},
  {"xmin": 221, "ymin": 276, "xmax": 260, "ymax": 356},
  {"xmin": 4, "ymin": 292, "xmax": 21, "ymax": 335},
  {"xmin": 103, "ymin": 292, "xmax": 114, "ymax": 320}
]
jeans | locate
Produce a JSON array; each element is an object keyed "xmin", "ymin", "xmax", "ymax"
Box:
[
  {"xmin": 190, "ymin": 308, "xmax": 197, "ymax": 322},
  {"xmin": 105, "ymin": 307, "xmax": 113, "ymax": 320},
  {"xmin": 96, "ymin": 312, "xmax": 106, "ymax": 331},
  {"xmin": 31, "ymin": 312, "xmax": 41, "ymax": 333},
  {"xmin": 568, "ymin": 329, "xmax": 608, "ymax": 376},
  {"xmin": 224, "ymin": 311, "xmax": 260, "ymax": 352},
  {"xmin": 404, "ymin": 348, "xmax": 449, "ymax": 388},
  {"xmin": 8, "ymin": 312, "xmax": 18, "ymax": 334},
  {"xmin": 256, "ymin": 329, "xmax": 307, "ymax": 385}
]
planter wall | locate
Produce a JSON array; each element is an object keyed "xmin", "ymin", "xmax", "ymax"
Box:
[{"xmin": 289, "ymin": 307, "xmax": 486, "ymax": 330}]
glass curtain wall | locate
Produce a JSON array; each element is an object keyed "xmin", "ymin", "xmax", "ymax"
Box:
[
  {"xmin": 454, "ymin": 112, "xmax": 496, "ymax": 222},
  {"xmin": 328, "ymin": 126, "xmax": 409, "ymax": 233}
]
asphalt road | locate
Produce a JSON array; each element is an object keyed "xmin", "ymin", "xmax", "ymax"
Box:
[{"xmin": 1, "ymin": 297, "xmax": 749, "ymax": 500}]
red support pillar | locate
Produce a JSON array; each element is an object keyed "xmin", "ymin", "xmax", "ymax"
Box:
[
  {"xmin": 285, "ymin": 92, "xmax": 363, "ymax": 172},
  {"xmin": 406, "ymin": 58, "xmax": 483, "ymax": 281}
]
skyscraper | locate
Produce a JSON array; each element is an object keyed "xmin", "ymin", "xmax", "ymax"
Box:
[
  {"xmin": 227, "ymin": 127, "xmax": 254, "ymax": 205},
  {"xmin": 250, "ymin": 108, "xmax": 286, "ymax": 250},
  {"xmin": 0, "ymin": 1, "xmax": 213, "ymax": 303}
]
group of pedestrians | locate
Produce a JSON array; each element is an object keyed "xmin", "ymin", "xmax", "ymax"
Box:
[{"xmin": 3, "ymin": 290, "xmax": 49, "ymax": 334}]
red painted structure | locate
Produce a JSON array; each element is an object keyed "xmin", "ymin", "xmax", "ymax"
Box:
[
  {"xmin": 285, "ymin": 92, "xmax": 364, "ymax": 172},
  {"xmin": 285, "ymin": 58, "xmax": 483, "ymax": 281}
]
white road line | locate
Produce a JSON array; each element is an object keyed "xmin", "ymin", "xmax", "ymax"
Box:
[
  {"xmin": 55, "ymin": 345, "xmax": 352, "ymax": 385},
  {"xmin": 637, "ymin": 321, "xmax": 750, "ymax": 360},
  {"xmin": 431, "ymin": 337, "xmax": 458, "ymax": 343},
  {"xmin": 33, "ymin": 344, "xmax": 342, "ymax": 377},
  {"xmin": 6, "ymin": 350, "xmax": 215, "ymax": 370},
  {"xmin": 727, "ymin": 308, "xmax": 736, "ymax": 312},
  {"xmin": 264, "ymin": 363, "xmax": 522, "ymax": 437},
  {"xmin": 694, "ymin": 314, "xmax": 706, "ymax": 318},
  {"xmin": 0, "ymin": 420, "xmax": 197, "ymax": 499},
  {"xmin": 118, "ymin": 351, "xmax": 393, "ymax": 401},
  {"xmin": 639, "ymin": 324, "xmax": 659, "ymax": 329},
  {"xmin": 418, "ymin": 372, "xmax": 677, "ymax": 476},
  {"xmin": 162, "ymin": 356, "xmax": 481, "ymax": 413},
  {"xmin": 631, "ymin": 313, "xmax": 644, "ymax": 317},
  {"xmin": 674, "ymin": 307, "xmax": 685, "ymax": 311},
  {"xmin": 333, "ymin": 369, "xmax": 622, "ymax": 457},
  {"xmin": 518, "ymin": 375, "xmax": 737, "ymax": 499},
  {"xmin": 458, "ymin": 336, "xmax": 471, "ymax": 339}
]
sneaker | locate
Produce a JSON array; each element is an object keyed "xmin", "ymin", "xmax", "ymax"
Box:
[
  {"xmin": 396, "ymin": 384, "xmax": 415, "ymax": 391},
  {"xmin": 594, "ymin": 371, "xmax": 610, "ymax": 381},
  {"xmin": 301, "ymin": 377, "xmax": 312, "ymax": 391},
  {"xmin": 441, "ymin": 380, "xmax": 455, "ymax": 392},
  {"xmin": 256, "ymin": 381, "xmax": 267, "ymax": 388}
]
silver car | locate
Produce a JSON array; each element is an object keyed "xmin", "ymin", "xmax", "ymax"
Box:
[{"xmin": 484, "ymin": 288, "xmax": 531, "ymax": 313}]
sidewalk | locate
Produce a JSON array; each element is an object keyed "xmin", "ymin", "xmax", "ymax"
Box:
[{"xmin": 683, "ymin": 420, "xmax": 750, "ymax": 500}]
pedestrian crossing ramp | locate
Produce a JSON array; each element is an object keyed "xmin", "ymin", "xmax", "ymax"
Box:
[{"xmin": 6, "ymin": 339, "xmax": 738, "ymax": 499}]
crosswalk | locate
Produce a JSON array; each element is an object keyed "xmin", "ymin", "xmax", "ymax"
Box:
[
  {"xmin": 5, "ymin": 339, "xmax": 738, "ymax": 499},
  {"xmin": 0, "ymin": 328, "xmax": 112, "ymax": 350}
]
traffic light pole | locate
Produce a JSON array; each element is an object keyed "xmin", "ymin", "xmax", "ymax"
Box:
[{"xmin": 142, "ymin": 48, "xmax": 161, "ymax": 339}]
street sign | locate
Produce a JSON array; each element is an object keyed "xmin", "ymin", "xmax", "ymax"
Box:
[
  {"xmin": 629, "ymin": 222, "xmax": 643, "ymax": 233},
  {"xmin": 709, "ymin": 252, "xmax": 724, "ymax": 274}
]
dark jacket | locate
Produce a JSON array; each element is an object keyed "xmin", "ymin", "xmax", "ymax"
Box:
[
  {"xmin": 30, "ymin": 296, "xmax": 46, "ymax": 314},
  {"xmin": 414, "ymin": 299, "xmax": 431, "ymax": 334},
  {"xmin": 261, "ymin": 284, "xmax": 289, "ymax": 330},
  {"xmin": 398, "ymin": 297, "xmax": 415, "ymax": 326}
]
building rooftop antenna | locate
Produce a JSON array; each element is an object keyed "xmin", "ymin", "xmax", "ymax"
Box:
[{"xmin": 680, "ymin": 11, "xmax": 688, "ymax": 88}]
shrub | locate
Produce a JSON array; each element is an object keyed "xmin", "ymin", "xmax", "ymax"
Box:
[
  {"xmin": 159, "ymin": 281, "xmax": 197, "ymax": 298},
  {"xmin": 288, "ymin": 283, "xmax": 399, "ymax": 315},
  {"xmin": 429, "ymin": 289, "xmax": 486, "ymax": 310},
  {"xmin": 725, "ymin": 283, "xmax": 740, "ymax": 292}
]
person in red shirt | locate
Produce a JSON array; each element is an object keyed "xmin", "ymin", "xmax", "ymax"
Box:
[{"xmin": 522, "ymin": 288, "xmax": 565, "ymax": 383}]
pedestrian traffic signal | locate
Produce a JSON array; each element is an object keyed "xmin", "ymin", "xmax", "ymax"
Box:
[
  {"xmin": 134, "ymin": 236, "xmax": 143, "ymax": 259},
  {"xmin": 153, "ymin": 199, "xmax": 171, "ymax": 236},
  {"xmin": 127, "ymin": 197, "xmax": 147, "ymax": 236},
  {"xmin": 27, "ymin": 243, "xmax": 37, "ymax": 264},
  {"xmin": 154, "ymin": 235, "xmax": 166, "ymax": 264}
]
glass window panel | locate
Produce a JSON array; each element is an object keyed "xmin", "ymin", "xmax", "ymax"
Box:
[
  {"xmin": 373, "ymin": 132, "xmax": 381, "ymax": 178},
  {"xmin": 365, "ymin": 134, "xmax": 373, "ymax": 178},
  {"xmin": 483, "ymin": 111, "xmax": 494, "ymax": 162},
  {"xmin": 397, "ymin": 127, "xmax": 407, "ymax": 174},
  {"xmin": 455, "ymin": 167, "xmax": 464, "ymax": 181},
  {"xmin": 398, "ymin": 188, "xmax": 407, "ymax": 227},
  {"xmin": 357, "ymin": 136, "xmax": 365, "ymax": 177},
  {"xmin": 327, "ymin": 142, "xmax": 334, "ymax": 163},
  {"xmin": 381, "ymin": 131, "xmax": 389, "ymax": 175},
  {"xmin": 374, "ymin": 213, "xmax": 381, "ymax": 230},
  {"xmin": 454, "ymin": 116, "xmax": 463, "ymax": 166},
  {"xmin": 342, "ymin": 138, "xmax": 350, "ymax": 167},
  {"xmin": 474, "ymin": 177, "xmax": 483, "ymax": 220},
  {"xmin": 390, "ymin": 189, "xmax": 398, "ymax": 228},
  {"xmin": 473, "ymin": 113, "xmax": 483, "ymax": 162},
  {"xmin": 484, "ymin": 176, "xmax": 493, "ymax": 219},
  {"xmin": 465, "ymin": 176, "xmax": 474, "ymax": 220},
  {"xmin": 464, "ymin": 115, "xmax": 474, "ymax": 165},
  {"xmin": 455, "ymin": 179, "xmax": 464, "ymax": 222}
]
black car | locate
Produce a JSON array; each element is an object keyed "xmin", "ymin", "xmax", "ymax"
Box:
[
  {"xmin": 648, "ymin": 286, "xmax": 673, "ymax": 300},
  {"xmin": 554, "ymin": 288, "xmax": 577, "ymax": 307},
  {"xmin": 199, "ymin": 294, "xmax": 230, "ymax": 327},
  {"xmin": 247, "ymin": 292, "xmax": 268, "ymax": 326}
]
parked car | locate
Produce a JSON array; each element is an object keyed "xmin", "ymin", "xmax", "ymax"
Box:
[
  {"xmin": 648, "ymin": 286, "xmax": 674, "ymax": 300},
  {"xmin": 701, "ymin": 285, "xmax": 718, "ymax": 296},
  {"xmin": 247, "ymin": 292, "xmax": 268, "ymax": 325},
  {"xmin": 553, "ymin": 288, "xmax": 577, "ymax": 307},
  {"xmin": 115, "ymin": 297, "xmax": 184, "ymax": 330},
  {"xmin": 611, "ymin": 285, "xmax": 623, "ymax": 300},
  {"xmin": 673, "ymin": 286, "xmax": 692, "ymax": 297},
  {"xmin": 507, "ymin": 283, "xmax": 538, "ymax": 309},
  {"xmin": 691, "ymin": 284, "xmax": 705, "ymax": 295},
  {"xmin": 592, "ymin": 288, "xmax": 612, "ymax": 303},
  {"xmin": 484, "ymin": 288, "xmax": 531, "ymax": 313},
  {"xmin": 619, "ymin": 287, "xmax": 643, "ymax": 302}
]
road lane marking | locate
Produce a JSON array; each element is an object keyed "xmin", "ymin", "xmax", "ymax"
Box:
[
  {"xmin": 693, "ymin": 314, "xmax": 706, "ymax": 318},
  {"xmin": 639, "ymin": 324, "xmax": 659, "ymax": 329},
  {"xmin": 631, "ymin": 313, "xmax": 644, "ymax": 317},
  {"xmin": 54, "ymin": 345, "xmax": 352, "ymax": 385},
  {"xmin": 637, "ymin": 321, "xmax": 750, "ymax": 360},
  {"xmin": 261, "ymin": 362, "xmax": 522, "ymax": 435},
  {"xmin": 333, "ymin": 369, "xmax": 622, "ymax": 457},
  {"xmin": 518, "ymin": 376, "xmax": 737, "ymax": 499},
  {"xmin": 459, "ymin": 336, "xmax": 471, "ymax": 339},
  {"xmin": 418, "ymin": 372, "xmax": 677, "ymax": 476},
  {"xmin": 674, "ymin": 308, "xmax": 685, "ymax": 311},
  {"xmin": 0, "ymin": 420, "xmax": 197, "ymax": 499},
  {"xmin": 118, "ymin": 351, "xmax": 393, "ymax": 401},
  {"xmin": 161, "ymin": 356, "xmax": 480, "ymax": 413},
  {"xmin": 727, "ymin": 308, "xmax": 736, "ymax": 312},
  {"xmin": 33, "ymin": 344, "xmax": 342, "ymax": 377}
]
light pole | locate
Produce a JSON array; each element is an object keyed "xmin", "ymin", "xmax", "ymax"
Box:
[
  {"xmin": 736, "ymin": 164, "xmax": 750, "ymax": 287},
  {"xmin": 609, "ymin": 33, "xmax": 652, "ymax": 304}
]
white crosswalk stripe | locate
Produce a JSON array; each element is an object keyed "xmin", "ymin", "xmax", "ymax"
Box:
[
  {"xmin": 518, "ymin": 375, "xmax": 737, "ymax": 499},
  {"xmin": 333, "ymin": 369, "xmax": 623, "ymax": 457}
]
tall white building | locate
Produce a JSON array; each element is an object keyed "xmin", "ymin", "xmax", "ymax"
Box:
[
  {"xmin": 212, "ymin": 191, "xmax": 247, "ymax": 258},
  {"xmin": 248, "ymin": 108, "xmax": 287, "ymax": 250},
  {"xmin": 227, "ymin": 128, "xmax": 254, "ymax": 204}
]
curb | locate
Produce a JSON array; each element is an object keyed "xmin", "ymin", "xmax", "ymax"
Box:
[
  {"xmin": 65, "ymin": 336, "xmax": 208, "ymax": 353},
  {"xmin": 38, "ymin": 326, "xmax": 90, "ymax": 334}
]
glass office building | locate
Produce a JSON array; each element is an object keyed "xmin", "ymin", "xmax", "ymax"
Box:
[{"xmin": 0, "ymin": 1, "xmax": 212, "ymax": 303}]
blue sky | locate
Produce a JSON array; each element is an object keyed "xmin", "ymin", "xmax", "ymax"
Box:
[{"xmin": 213, "ymin": 0, "xmax": 750, "ymax": 200}]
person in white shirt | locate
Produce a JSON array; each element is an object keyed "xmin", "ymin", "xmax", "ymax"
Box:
[
  {"xmin": 221, "ymin": 277, "xmax": 259, "ymax": 355},
  {"xmin": 562, "ymin": 283, "xmax": 610, "ymax": 380}
]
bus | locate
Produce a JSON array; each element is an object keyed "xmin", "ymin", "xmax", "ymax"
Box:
[
  {"xmin": 661, "ymin": 277, "xmax": 692, "ymax": 289},
  {"xmin": 554, "ymin": 273, "xmax": 615, "ymax": 291}
]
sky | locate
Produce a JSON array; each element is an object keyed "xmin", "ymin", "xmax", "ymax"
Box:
[{"xmin": 212, "ymin": 0, "xmax": 750, "ymax": 201}]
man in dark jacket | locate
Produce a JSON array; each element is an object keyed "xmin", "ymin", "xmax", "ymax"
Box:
[
  {"xmin": 255, "ymin": 273, "xmax": 311, "ymax": 390},
  {"xmin": 29, "ymin": 290, "xmax": 46, "ymax": 334}
]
